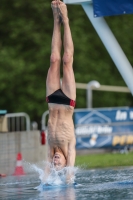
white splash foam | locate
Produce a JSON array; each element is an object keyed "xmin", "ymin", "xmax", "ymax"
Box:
[{"xmin": 30, "ymin": 162, "xmax": 78, "ymax": 190}]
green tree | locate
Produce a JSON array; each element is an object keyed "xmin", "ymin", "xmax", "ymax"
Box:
[{"xmin": 0, "ymin": 1, "xmax": 133, "ymax": 127}]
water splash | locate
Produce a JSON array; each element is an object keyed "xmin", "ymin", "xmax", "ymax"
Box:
[{"xmin": 30, "ymin": 162, "xmax": 78, "ymax": 190}]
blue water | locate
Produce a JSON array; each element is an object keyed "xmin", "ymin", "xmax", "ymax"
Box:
[{"xmin": 0, "ymin": 164, "xmax": 133, "ymax": 200}]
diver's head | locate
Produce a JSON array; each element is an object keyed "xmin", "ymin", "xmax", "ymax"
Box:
[{"xmin": 53, "ymin": 152, "xmax": 66, "ymax": 170}]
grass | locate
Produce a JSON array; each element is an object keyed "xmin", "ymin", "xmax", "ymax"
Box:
[{"xmin": 75, "ymin": 151, "xmax": 133, "ymax": 169}]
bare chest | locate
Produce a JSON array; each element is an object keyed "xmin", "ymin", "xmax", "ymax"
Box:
[{"xmin": 47, "ymin": 120, "xmax": 74, "ymax": 145}]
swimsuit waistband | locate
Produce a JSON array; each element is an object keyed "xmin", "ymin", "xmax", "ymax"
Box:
[{"xmin": 46, "ymin": 89, "xmax": 76, "ymax": 108}]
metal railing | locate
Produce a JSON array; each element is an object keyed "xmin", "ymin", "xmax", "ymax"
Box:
[
  {"xmin": 76, "ymin": 82, "xmax": 130, "ymax": 92},
  {"xmin": 6, "ymin": 112, "xmax": 31, "ymax": 132},
  {"xmin": 76, "ymin": 81, "xmax": 131, "ymax": 108},
  {"xmin": 41, "ymin": 110, "xmax": 49, "ymax": 130}
]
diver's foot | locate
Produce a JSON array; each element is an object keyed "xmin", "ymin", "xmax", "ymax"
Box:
[
  {"xmin": 51, "ymin": 0, "xmax": 62, "ymax": 23},
  {"xmin": 58, "ymin": 1, "xmax": 69, "ymax": 23}
]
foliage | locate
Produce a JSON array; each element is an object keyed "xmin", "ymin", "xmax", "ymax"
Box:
[{"xmin": 0, "ymin": 0, "xmax": 133, "ymax": 127}]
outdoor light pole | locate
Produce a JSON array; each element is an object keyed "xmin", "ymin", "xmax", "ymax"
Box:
[{"xmin": 87, "ymin": 80, "xmax": 100, "ymax": 108}]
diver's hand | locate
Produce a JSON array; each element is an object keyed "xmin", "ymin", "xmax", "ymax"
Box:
[{"xmin": 66, "ymin": 174, "xmax": 74, "ymax": 185}]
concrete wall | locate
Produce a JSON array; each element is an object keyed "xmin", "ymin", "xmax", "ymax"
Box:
[{"xmin": 0, "ymin": 131, "xmax": 47, "ymax": 175}]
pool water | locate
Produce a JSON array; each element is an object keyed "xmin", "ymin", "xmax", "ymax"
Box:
[{"xmin": 0, "ymin": 166, "xmax": 133, "ymax": 200}]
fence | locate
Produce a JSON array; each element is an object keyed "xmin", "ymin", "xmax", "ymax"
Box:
[{"xmin": 6, "ymin": 112, "xmax": 31, "ymax": 132}]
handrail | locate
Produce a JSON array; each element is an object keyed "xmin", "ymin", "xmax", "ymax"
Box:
[
  {"xmin": 41, "ymin": 110, "xmax": 49, "ymax": 130},
  {"xmin": 76, "ymin": 83, "xmax": 130, "ymax": 93},
  {"xmin": 6, "ymin": 112, "xmax": 31, "ymax": 131}
]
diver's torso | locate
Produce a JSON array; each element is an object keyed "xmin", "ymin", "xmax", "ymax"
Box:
[{"xmin": 47, "ymin": 103, "xmax": 75, "ymax": 158}]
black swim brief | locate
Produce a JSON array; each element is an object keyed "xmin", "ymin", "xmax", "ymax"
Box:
[{"xmin": 46, "ymin": 89, "xmax": 76, "ymax": 107}]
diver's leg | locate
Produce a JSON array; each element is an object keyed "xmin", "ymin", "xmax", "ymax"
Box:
[
  {"xmin": 58, "ymin": 1, "xmax": 76, "ymax": 100},
  {"xmin": 46, "ymin": 0, "xmax": 62, "ymax": 96}
]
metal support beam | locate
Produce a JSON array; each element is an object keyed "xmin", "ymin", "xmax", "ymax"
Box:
[{"xmin": 81, "ymin": 2, "xmax": 133, "ymax": 95}]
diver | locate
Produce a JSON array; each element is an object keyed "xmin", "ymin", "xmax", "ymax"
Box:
[{"xmin": 45, "ymin": 0, "xmax": 76, "ymax": 183}]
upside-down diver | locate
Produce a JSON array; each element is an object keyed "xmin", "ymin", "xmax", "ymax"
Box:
[{"xmin": 45, "ymin": 0, "xmax": 76, "ymax": 183}]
